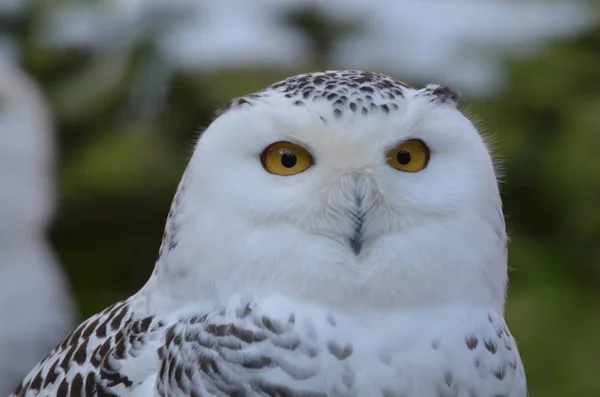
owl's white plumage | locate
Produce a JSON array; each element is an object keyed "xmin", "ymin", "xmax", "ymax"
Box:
[
  {"xmin": 0, "ymin": 58, "xmax": 76, "ymax": 396},
  {"xmin": 13, "ymin": 71, "xmax": 526, "ymax": 397}
]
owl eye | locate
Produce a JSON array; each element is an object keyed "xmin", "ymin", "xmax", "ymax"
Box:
[
  {"xmin": 261, "ymin": 141, "xmax": 314, "ymax": 176},
  {"xmin": 386, "ymin": 139, "xmax": 430, "ymax": 172}
]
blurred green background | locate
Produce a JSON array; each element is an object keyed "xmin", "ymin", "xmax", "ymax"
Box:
[{"xmin": 4, "ymin": 1, "xmax": 600, "ymax": 396}]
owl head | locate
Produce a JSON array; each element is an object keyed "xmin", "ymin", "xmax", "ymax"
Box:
[{"xmin": 148, "ymin": 71, "xmax": 507, "ymax": 313}]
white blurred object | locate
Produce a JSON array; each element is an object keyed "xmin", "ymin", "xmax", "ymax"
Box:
[
  {"xmin": 36, "ymin": 0, "xmax": 596, "ymax": 100},
  {"xmin": 39, "ymin": 0, "xmax": 309, "ymax": 69},
  {"xmin": 156, "ymin": 0, "xmax": 309, "ymax": 70},
  {"xmin": 0, "ymin": 58, "xmax": 77, "ymax": 395},
  {"xmin": 0, "ymin": 0, "xmax": 27, "ymax": 17},
  {"xmin": 328, "ymin": 0, "xmax": 596, "ymax": 96},
  {"xmin": 0, "ymin": 35, "xmax": 20, "ymax": 64}
]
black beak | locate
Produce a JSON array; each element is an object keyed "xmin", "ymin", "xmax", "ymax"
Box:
[{"xmin": 349, "ymin": 195, "xmax": 365, "ymax": 256}]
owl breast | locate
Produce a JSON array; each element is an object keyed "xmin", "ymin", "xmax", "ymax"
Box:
[{"xmin": 159, "ymin": 296, "xmax": 527, "ymax": 397}]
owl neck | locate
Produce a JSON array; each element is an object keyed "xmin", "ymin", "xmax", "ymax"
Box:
[{"xmin": 143, "ymin": 216, "xmax": 508, "ymax": 315}]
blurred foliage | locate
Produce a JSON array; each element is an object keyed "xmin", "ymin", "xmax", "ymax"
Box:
[
  {"xmin": 283, "ymin": 6, "xmax": 364, "ymax": 65},
  {"xmin": 4, "ymin": 2, "xmax": 600, "ymax": 396}
]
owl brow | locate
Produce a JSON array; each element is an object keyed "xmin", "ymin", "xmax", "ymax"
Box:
[{"xmin": 215, "ymin": 70, "xmax": 415, "ymax": 120}]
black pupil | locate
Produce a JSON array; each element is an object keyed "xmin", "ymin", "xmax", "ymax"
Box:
[
  {"xmin": 281, "ymin": 151, "xmax": 297, "ymax": 168},
  {"xmin": 396, "ymin": 150, "xmax": 411, "ymax": 165}
]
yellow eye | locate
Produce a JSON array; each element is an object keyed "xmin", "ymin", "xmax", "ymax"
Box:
[
  {"xmin": 386, "ymin": 139, "xmax": 430, "ymax": 172},
  {"xmin": 261, "ymin": 141, "xmax": 314, "ymax": 176}
]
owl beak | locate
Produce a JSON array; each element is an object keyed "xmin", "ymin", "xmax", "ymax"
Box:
[{"xmin": 348, "ymin": 194, "xmax": 365, "ymax": 256}]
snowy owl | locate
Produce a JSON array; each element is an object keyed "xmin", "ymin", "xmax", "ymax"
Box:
[
  {"xmin": 12, "ymin": 70, "xmax": 527, "ymax": 397},
  {"xmin": 0, "ymin": 59, "xmax": 76, "ymax": 396}
]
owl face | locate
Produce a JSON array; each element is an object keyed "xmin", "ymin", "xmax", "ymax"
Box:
[{"xmin": 155, "ymin": 72, "xmax": 507, "ymax": 311}]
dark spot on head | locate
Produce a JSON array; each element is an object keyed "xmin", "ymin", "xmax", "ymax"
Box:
[{"xmin": 430, "ymin": 85, "xmax": 460, "ymax": 103}]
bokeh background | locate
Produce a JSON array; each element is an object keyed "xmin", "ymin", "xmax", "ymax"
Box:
[{"xmin": 1, "ymin": 0, "xmax": 599, "ymax": 395}]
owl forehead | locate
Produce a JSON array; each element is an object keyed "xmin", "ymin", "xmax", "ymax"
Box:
[
  {"xmin": 218, "ymin": 71, "xmax": 459, "ymax": 123},
  {"xmin": 218, "ymin": 71, "xmax": 407, "ymax": 119}
]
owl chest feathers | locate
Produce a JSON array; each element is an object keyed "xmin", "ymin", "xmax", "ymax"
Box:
[{"xmin": 155, "ymin": 295, "xmax": 526, "ymax": 397}]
